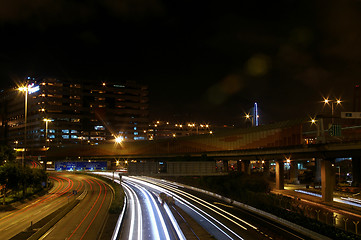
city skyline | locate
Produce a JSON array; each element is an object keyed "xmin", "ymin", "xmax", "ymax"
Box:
[{"xmin": 1, "ymin": 0, "xmax": 361, "ymax": 124}]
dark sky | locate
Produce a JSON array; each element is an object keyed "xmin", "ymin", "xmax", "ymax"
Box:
[{"xmin": 1, "ymin": 0, "xmax": 361, "ymax": 125}]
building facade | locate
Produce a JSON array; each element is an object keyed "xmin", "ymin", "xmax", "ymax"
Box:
[{"xmin": 0, "ymin": 77, "xmax": 149, "ymax": 151}]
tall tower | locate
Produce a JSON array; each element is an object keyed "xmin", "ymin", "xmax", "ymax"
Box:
[{"xmin": 252, "ymin": 102, "xmax": 259, "ymax": 126}]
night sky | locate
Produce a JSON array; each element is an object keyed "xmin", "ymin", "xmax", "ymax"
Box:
[{"xmin": 1, "ymin": 0, "xmax": 361, "ymax": 125}]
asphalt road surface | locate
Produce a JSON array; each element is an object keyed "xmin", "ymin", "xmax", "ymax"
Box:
[
  {"xmin": 39, "ymin": 173, "xmax": 112, "ymax": 240},
  {"xmin": 0, "ymin": 172, "xmax": 112, "ymax": 240}
]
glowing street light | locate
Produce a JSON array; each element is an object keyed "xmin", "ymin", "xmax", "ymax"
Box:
[
  {"xmin": 115, "ymin": 136, "xmax": 124, "ymax": 144},
  {"xmin": 323, "ymin": 97, "xmax": 342, "ymax": 123}
]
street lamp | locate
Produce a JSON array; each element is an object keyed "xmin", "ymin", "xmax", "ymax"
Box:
[
  {"xmin": 115, "ymin": 136, "xmax": 124, "ymax": 144},
  {"xmin": 18, "ymin": 85, "xmax": 30, "ymax": 167},
  {"xmin": 244, "ymin": 113, "xmax": 259, "ymax": 126},
  {"xmin": 323, "ymin": 97, "xmax": 342, "ymax": 124},
  {"xmin": 310, "ymin": 117, "xmax": 326, "ymax": 143},
  {"xmin": 43, "ymin": 118, "xmax": 52, "ymax": 148}
]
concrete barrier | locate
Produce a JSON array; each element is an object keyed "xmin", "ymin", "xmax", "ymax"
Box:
[{"xmin": 27, "ymin": 192, "xmax": 87, "ymax": 240}]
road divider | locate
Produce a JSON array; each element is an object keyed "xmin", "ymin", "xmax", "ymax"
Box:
[{"xmin": 28, "ymin": 190, "xmax": 88, "ymax": 240}]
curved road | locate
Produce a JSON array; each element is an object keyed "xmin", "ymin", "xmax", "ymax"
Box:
[
  {"xmin": 0, "ymin": 173, "xmax": 112, "ymax": 240},
  {"xmin": 93, "ymin": 172, "xmax": 185, "ymax": 240},
  {"xmin": 0, "ymin": 173, "xmax": 84, "ymax": 239},
  {"xmin": 123, "ymin": 176, "xmax": 316, "ymax": 240},
  {"xmin": 40, "ymin": 173, "xmax": 112, "ymax": 240}
]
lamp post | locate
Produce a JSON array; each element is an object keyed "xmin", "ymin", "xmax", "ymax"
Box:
[
  {"xmin": 245, "ymin": 113, "xmax": 259, "ymax": 126},
  {"xmin": 18, "ymin": 85, "xmax": 29, "ymax": 167},
  {"xmin": 323, "ymin": 98, "xmax": 342, "ymax": 124},
  {"xmin": 43, "ymin": 118, "xmax": 51, "ymax": 172},
  {"xmin": 310, "ymin": 117, "xmax": 326, "ymax": 143},
  {"xmin": 43, "ymin": 118, "xmax": 52, "ymax": 148}
]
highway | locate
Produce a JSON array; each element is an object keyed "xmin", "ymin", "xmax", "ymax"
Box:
[
  {"xmin": 39, "ymin": 173, "xmax": 112, "ymax": 240},
  {"xmin": 94, "ymin": 172, "xmax": 315, "ymax": 240},
  {"xmin": 0, "ymin": 173, "xmax": 84, "ymax": 239},
  {"xmin": 93, "ymin": 172, "xmax": 185, "ymax": 240},
  {"xmin": 0, "ymin": 173, "xmax": 112, "ymax": 240}
]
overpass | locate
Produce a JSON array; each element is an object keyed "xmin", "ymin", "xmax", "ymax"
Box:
[{"xmin": 45, "ymin": 118, "xmax": 361, "ymax": 203}]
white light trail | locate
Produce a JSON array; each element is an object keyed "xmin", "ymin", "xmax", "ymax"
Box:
[
  {"xmin": 126, "ymin": 177, "xmax": 245, "ymax": 239},
  {"xmin": 127, "ymin": 181, "xmax": 161, "ymax": 240},
  {"xmin": 163, "ymin": 203, "xmax": 186, "ymax": 240},
  {"xmin": 174, "ymin": 191, "xmax": 243, "ymax": 240},
  {"xmin": 122, "ymin": 184, "xmax": 136, "ymax": 240},
  {"xmin": 132, "ymin": 176, "xmax": 256, "ymax": 230},
  {"xmin": 111, "ymin": 192, "xmax": 126, "ymax": 240}
]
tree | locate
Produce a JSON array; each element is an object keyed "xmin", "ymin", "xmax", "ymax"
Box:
[{"xmin": 0, "ymin": 145, "xmax": 16, "ymax": 165}]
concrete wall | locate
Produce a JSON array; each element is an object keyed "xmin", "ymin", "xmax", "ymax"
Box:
[
  {"xmin": 127, "ymin": 161, "xmax": 217, "ymax": 176},
  {"xmin": 167, "ymin": 161, "xmax": 216, "ymax": 175}
]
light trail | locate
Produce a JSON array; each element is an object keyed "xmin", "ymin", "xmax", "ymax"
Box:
[
  {"xmin": 295, "ymin": 189, "xmax": 361, "ymax": 208},
  {"xmin": 111, "ymin": 190, "xmax": 126, "ymax": 240},
  {"xmin": 126, "ymin": 181, "xmax": 162, "ymax": 240},
  {"xmin": 121, "ymin": 184, "xmax": 135, "ymax": 240},
  {"xmin": 68, "ymin": 178, "xmax": 103, "ymax": 240},
  {"xmin": 163, "ymin": 201, "xmax": 186, "ymax": 240},
  {"xmin": 122, "ymin": 183, "xmax": 143, "ymax": 240},
  {"xmin": 125, "ymin": 176, "xmax": 245, "ymax": 239},
  {"xmin": 130, "ymin": 176, "xmax": 256, "ymax": 230},
  {"xmin": 93, "ymin": 172, "xmax": 182, "ymax": 240},
  {"xmin": 174, "ymin": 191, "xmax": 243, "ymax": 240}
]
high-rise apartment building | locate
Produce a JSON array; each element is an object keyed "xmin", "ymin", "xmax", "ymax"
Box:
[{"xmin": 0, "ymin": 77, "xmax": 149, "ymax": 151}]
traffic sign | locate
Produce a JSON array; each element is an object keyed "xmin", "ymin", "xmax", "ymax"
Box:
[{"xmin": 329, "ymin": 124, "xmax": 341, "ymax": 136}]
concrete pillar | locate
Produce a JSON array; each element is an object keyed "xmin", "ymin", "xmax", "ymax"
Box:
[
  {"xmin": 223, "ymin": 160, "xmax": 228, "ymax": 172},
  {"xmin": 321, "ymin": 159, "xmax": 334, "ymax": 202},
  {"xmin": 289, "ymin": 161, "xmax": 299, "ymax": 184},
  {"xmin": 352, "ymin": 157, "xmax": 361, "ymax": 187},
  {"xmin": 263, "ymin": 161, "xmax": 270, "ymax": 178},
  {"xmin": 275, "ymin": 160, "xmax": 284, "ymax": 190},
  {"xmin": 237, "ymin": 160, "xmax": 242, "ymax": 172},
  {"xmin": 241, "ymin": 160, "xmax": 251, "ymax": 175},
  {"xmin": 315, "ymin": 158, "xmax": 321, "ymax": 185}
]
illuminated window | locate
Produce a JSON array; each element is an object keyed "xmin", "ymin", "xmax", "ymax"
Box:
[
  {"xmin": 62, "ymin": 130, "xmax": 69, "ymax": 134},
  {"xmin": 71, "ymin": 130, "xmax": 77, "ymax": 133},
  {"xmin": 62, "ymin": 135, "xmax": 69, "ymax": 139},
  {"xmin": 71, "ymin": 135, "xmax": 78, "ymax": 139},
  {"xmin": 134, "ymin": 137, "xmax": 145, "ymax": 140},
  {"xmin": 94, "ymin": 125, "xmax": 105, "ymax": 130}
]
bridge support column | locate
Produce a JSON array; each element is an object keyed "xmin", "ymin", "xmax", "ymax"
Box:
[
  {"xmin": 237, "ymin": 160, "xmax": 242, "ymax": 172},
  {"xmin": 275, "ymin": 160, "xmax": 284, "ymax": 190},
  {"xmin": 315, "ymin": 158, "xmax": 321, "ymax": 186},
  {"xmin": 352, "ymin": 157, "xmax": 361, "ymax": 187},
  {"xmin": 289, "ymin": 161, "xmax": 299, "ymax": 184},
  {"xmin": 321, "ymin": 159, "xmax": 334, "ymax": 202},
  {"xmin": 223, "ymin": 160, "xmax": 229, "ymax": 172},
  {"xmin": 263, "ymin": 161, "xmax": 270, "ymax": 178},
  {"xmin": 242, "ymin": 160, "xmax": 251, "ymax": 175}
]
